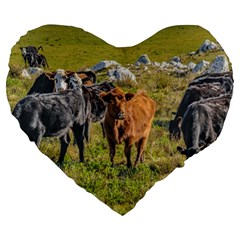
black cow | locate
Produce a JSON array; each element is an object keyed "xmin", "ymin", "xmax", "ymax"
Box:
[
  {"xmin": 20, "ymin": 46, "xmax": 43, "ymax": 67},
  {"xmin": 27, "ymin": 73, "xmax": 55, "ymax": 95},
  {"xmin": 27, "ymin": 70, "xmax": 97, "ymax": 95},
  {"xmin": 189, "ymin": 72, "xmax": 234, "ymax": 96},
  {"xmin": 67, "ymin": 74, "xmax": 115, "ymax": 140},
  {"xmin": 12, "ymin": 85, "xmax": 106, "ymax": 167},
  {"xmin": 27, "ymin": 70, "xmax": 114, "ymax": 142},
  {"xmin": 31, "ymin": 53, "xmax": 49, "ymax": 68},
  {"xmin": 177, "ymin": 95, "xmax": 231, "ymax": 158},
  {"xmin": 169, "ymin": 83, "xmax": 229, "ymax": 140}
]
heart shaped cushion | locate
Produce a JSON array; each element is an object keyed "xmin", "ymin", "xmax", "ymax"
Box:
[{"xmin": 7, "ymin": 24, "xmax": 233, "ymax": 215}]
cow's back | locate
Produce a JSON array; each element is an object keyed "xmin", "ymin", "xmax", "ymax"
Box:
[
  {"xmin": 125, "ymin": 91, "xmax": 155, "ymax": 136},
  {"xmin": 27, "ymin": 73, "xmax": 55, "ymax": 95}
]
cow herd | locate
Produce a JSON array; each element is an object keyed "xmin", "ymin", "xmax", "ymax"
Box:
[{"xmin": 12, "ymin": 46, "xmax": 234, "ymax": 168}]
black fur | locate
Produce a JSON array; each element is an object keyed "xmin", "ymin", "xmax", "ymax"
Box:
[
  {"xmin": 177, "ymin": 95, "xmax": 231, "ymax": 158},
  {"xmin": 12, "ymin": 89, "xmax": 88, "ymax": 166}
]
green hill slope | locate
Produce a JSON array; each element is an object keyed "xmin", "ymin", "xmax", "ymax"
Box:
[{"xmin": 9, "ymin": 24, "xmax": 218, "ymax": 71}]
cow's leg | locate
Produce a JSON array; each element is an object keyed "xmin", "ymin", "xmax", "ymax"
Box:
[
  {"xmin": 182, "ymin": 119, "xmax": 201, "ymax": 158},
  {"xmin": 135, "ymin": 137, "xmax": 147, "ymax": 167},
  {"xmin": 58, "ymin": 133, "xmax": 71, "ymax": 167},
  {"xmin": 84, "ymin": 118, "xmax": 91, "ymax": 143},
  {"xmin": 100, "ymin": 122, "xmax": 105, "ymax": 138},
  {"xmin": 109, "ymin": 141, "xmax": 116, "ymax": 166},
  {"xmin": 24, "ymin": 56, "xmax": 27, "ymax": 67},
  {"xmin": 124, "ymin": 141, "xmax": 132, "ymax": 168},
  {"xmin": 72, "ymin": 124, "xmax": 85, "ymax": 162}
]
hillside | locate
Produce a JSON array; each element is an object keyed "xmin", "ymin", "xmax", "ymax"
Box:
[{"xmin": 9, "ymin": 24, "xmax": 220, "ymax": 71}]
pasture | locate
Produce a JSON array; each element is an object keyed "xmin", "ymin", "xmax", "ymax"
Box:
[{"xmin": 6, "ymin": 24, "xmax": 230, "ymax": 215}]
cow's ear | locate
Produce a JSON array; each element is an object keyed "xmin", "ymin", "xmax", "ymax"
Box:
[
  {"xmin": 46, "ymin": 72, "xmax": 56, "ymax": 79},
  {"xmin": 100, "ymin": 92, "xmax": 112, "ymax": 102},
  {"xmin": 125, "ymin": 93, "xmax": 134, "ymax": 101},
  {"xmin": 66, "ymin": 71, "xmax": 75, "ymax": 77},
  {"xmin": 177, "ymin": 116, "xmax": 182, "ymax": 127}
]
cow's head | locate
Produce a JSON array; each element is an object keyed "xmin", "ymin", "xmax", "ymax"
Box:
[
  {"xmin": 80, "ymin": 86, "xmax": 105, "ymax": 122},
  {"xmin": 82, "ymin": 82, "xmax": 115, "ymax": 122},
  {"xmin": 169, "ymin": 114, "xmax": 182, "ymax": 140},
  {"xmin": 20, "ymin": 47, "xmax": 27, "ymax": 57},
  {"xmin": 68, "ymin": 73, "xmax": 83, "ymax": 90},
  {"xmin": 53, "ymin": 69, "xmax": 68, "ymax": 92},
  {"xmin": 100, "ymin": 87, "xmax": 134, "ymax": 120}
]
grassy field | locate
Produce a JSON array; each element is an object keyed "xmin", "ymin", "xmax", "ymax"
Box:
[{"xmin": 6, "ymin": 24, "xmax": 229, "ymax": 215}]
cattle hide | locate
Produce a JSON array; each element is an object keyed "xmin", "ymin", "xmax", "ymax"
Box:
[
  {"xmin": 177, "ymin": 95, "xmax": 231, "ymax": 158},
  {"xmin": 101, "ymin": 87, "xmax": 156, "ymax": 168},
  {"xmin": 189, "ymin": 71, "xmax": 234, "ymax": 96},
  {"xmin": 12, "ymin": 89, "xmax": 88, "ymax": 165},
  {"xmin": 27, "ymin": 73, "xmax": 55, "ymax": 94},
  {"xmin": 169, "ymin": 82, "xmax": 230, "ymax": 140}
]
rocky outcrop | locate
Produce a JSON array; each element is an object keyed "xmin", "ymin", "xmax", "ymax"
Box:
[
  {"xmin": 206, "ymin": 55, "xmax": 229, "ymax": 73},
  {"xmin": 91, "ymin": 60, "xmax": 120, "ymax": 72},
  {"xmin": 135, "ymin": 54, "xmax": 151, "ymax": 65},
  {"xmin": 197, "ymin": 39, "xmax": 221, "ymax": 53},
  {"xmin": 192, "ymin": 60, "xmax": 210, "ymax": 74},
  {"xmin": 107, "ymin": 66, "xmax": 138, "ymax": 85},
  {"xmin": 21, "ymin": 67, "xmax": 43, "ymax": 79}
]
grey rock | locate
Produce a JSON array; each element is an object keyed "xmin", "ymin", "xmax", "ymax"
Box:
[
  {"xmin": 135, "ymin": 54, "xmax": 151, "ymax": 65},
  {"xmin": 188, "ymin": 62, "xmax": 197, "ymax": 70},
  {"xmin": 192, "ymin": 60, "xmax": 210, "ymax": 74},
  {"xmin": 21, "ymin": 67, "xmax": 43, "ymax": 79},
  {"xmin": 91, "ymin": 60, "xmax": 120, "ymax": 72},
  {"xmin": 171, "ymin": 56, "xmax": 181, "ymax": 63},
  {"xmin": 197, "ymin": 39, "xmax": 220, "ymax": 53},
  {"xmin": 107, "ymin": 66, "xmax": 138, "ymax": 85},
  {"xmin": 207, "ymin": 55, "xmax": 229, "ymax": 73}
]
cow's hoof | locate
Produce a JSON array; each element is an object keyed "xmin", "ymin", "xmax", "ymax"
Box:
[
  {"xmin": 56, "ymin": 162, "xmax": 63, "ymax": 169},
  {"xmin": 177, "ymin": 146, "xmax": 184, "ymax": 153}
]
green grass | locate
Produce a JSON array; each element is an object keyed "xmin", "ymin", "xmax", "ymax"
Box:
[
  {"xmin": 9, "ymin": 24, "xmax": 224, "ymax": 71},
  {"xmin": 6, "ymin": 24, "xmax": 230, "ymax": 215}
]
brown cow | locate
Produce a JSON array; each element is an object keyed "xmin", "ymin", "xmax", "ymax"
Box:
[{"xmin": 100, "ymin": 87, "xmax": 156, "ymax": 168}]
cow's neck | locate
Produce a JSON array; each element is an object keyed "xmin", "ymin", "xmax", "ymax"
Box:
[
  {"xmin": 113, "ymin": 119, "xmax": 126, "ymax": 144},
  {"xmin": 105, "ymin": 111, "xmax": 125, "ymax": 144}
]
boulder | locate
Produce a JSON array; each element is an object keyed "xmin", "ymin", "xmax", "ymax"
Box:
[
  {"xmin": 171, "ymin": 62, "xmax": 188, "ymax": 70},
  {"xmin": 21, "ymin": 67, "xmax": 43, "ymax": 79},
  {"xmin": 188, "ymin": 62, "xmax": 197, "ymax": 70},
  {"xmin": 135, "ymin": 54, "xmax": 151, "ymax": 65},
  {"xmin": 197, "ymin": 39, "xmax": 220, "ymax": 53},
  {"xmin": 107, "ymin": 66, "xmax": 138, "ymax": 85},
  {"xmin": 91, "ymin": 60, "xmax": 120, "ymax": 72},
  {"xmin": 151, "ymin": 61, "xmax": 161, "ymax": 67},
  {"xmin": 160, "ymin": 61, "xmax": 171, "ymax": 70},
  {"xmin": 207, "ymin": 55, "xmax": 229, "ymax": 73},
  {"xmin": 171, "ymin": 56, "xmax": 181, "ymax": 63},
  {"xmin": 192, "ymin": 60, "xmax": 210, "ymax": 74}
]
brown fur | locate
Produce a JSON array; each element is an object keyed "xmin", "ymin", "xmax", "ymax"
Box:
[{"xmin": 100, "ymin": 87, "xmax": 156, "ymax": 168}]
